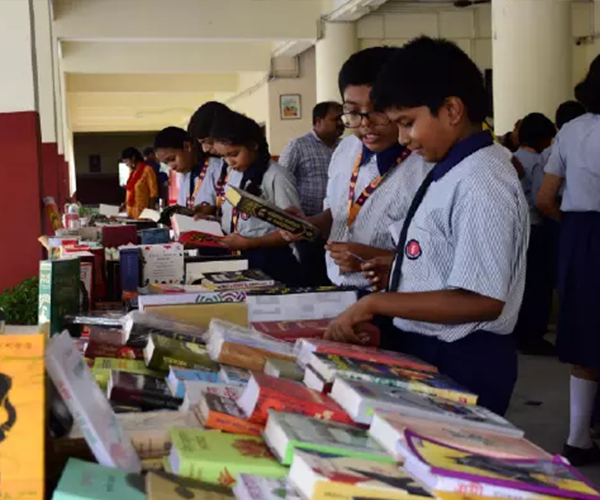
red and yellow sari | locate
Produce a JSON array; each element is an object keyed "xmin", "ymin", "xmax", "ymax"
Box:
[{"xmin": 126, "ymin": 162, "xmax": 158, "ymax": 219}]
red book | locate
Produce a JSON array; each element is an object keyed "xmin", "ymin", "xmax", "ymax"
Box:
[
  {"xmin": 102, "ymin": 225, "xmax": 138, "ymax": 248},
  {"xmin": 85, "ymin": 342, "xmax": 144, "ymax": 360},
  {"xmin": 236, "ymin": 372, "xmax": 355, "ymax": 426},
  {"xmin": 253, "ymin": 320, "xmax": 380, "ymax": 345},
  {"xmin": 295, "ymin": 338, "xmax": 437, "ymax": 374}
]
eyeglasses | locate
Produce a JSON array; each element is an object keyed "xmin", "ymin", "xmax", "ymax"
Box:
[{"xmin": 341, "ymin": 111, "xmax": 391, "ymax": 128}]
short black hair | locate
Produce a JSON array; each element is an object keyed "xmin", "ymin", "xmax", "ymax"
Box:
[
  {"xmin": 518, "ymin": 113, "xmax": 556, "ymax": 152},
  {"xmin": 555, "ymin": 100, "xmax": 586, "ymax": 129},
  {"xmin": 153, "ymin": 126, "xmax": 190, "ymax": 151},
  {"xmin": 338, "ymin": 46, "xmax": 399, "ymax": 97},
  {"xmin": 188, "ymin": 101, "xmax": 231, "ymax": 140},
  {"xmin": 578, "ymin": 54, "xmax": 600, "ymax": 114},
  {"xmin": 142, "ymin": 147, "xmax": 155, "ymax": 157},
  {"xmin": 371, "ymin": 36, "xmax": 488, "ymax": 123},
  {"xmin": 121, "ymin": 147, "xmax": 143, "ymax": 163},
  {"xmin": 312, "ymin": 101, "xmax": 342, "ymax": 125}
]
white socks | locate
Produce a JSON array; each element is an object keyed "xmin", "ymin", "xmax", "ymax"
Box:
[{"xmin": 567, "ymin": 375, "xmax": 598, "ymax": 449}]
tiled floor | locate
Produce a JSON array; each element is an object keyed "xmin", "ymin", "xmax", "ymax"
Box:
[{"xmin": 507, "ymin": 352, "xmax": 600, "ymax": 485}]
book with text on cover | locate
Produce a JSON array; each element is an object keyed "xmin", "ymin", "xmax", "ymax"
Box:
[
  {"xmin": 168, "ymin": 428, "xmax": 286, "ymax": 487},
  {"xmin": 167, "ymin": 367, "xmax": 221, "ymax": 399},
  {"xmin": 181, "ymin": 381, "xmax": 244, "ymax": 412},
  {"xmin": 92, "ymin": 357, "xmax": 163, "ymax": 389},
  {"xmin": 263, "ymin": 357, "xmax": 304, "ymax": 381},
  {"xmin": 0, "ymin": 333, "xmax": 45, "ymax": 500},
  {"xmin": 107, "ymin": 372, "xmax": 183, "ymax": 412},
  {"xmin": 401, "ymin": 431, "xmax": 600, "ymax": 500},
  {"xmin": 201, "ymin": 270, "xmax": 275, "ymax": 292},
  {"xmin": 196, "ymin": 392, "xmax": 264, "ymax": 436},
  {"xmin": 144, "ymin": 333, "xmax": 219, "ymax": 372},
  {"xmin": 234, "ymin": 474, "xmax": 301, "ymax": 500},
  {"xmin": 38, "ymin": 259, "xmax": 81, "ymax": 336}
]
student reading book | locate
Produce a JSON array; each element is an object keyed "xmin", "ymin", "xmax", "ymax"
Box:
[{"xmin": 326, "ymin": 37, "xmax": 529, "ymax": 417}]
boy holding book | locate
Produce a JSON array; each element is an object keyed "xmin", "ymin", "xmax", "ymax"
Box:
[{"xmin": 326, "ymin": 37, "xmax": 529, "ymax": 416}]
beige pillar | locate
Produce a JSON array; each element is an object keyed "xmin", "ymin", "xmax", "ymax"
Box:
[
  {"xmin": 492, "ymin": 0, "xmax": 573, "ymax": 134},
  {"xmin": 34, "ymin": 0, "xmax": 57, "ymax": 143},
  {"xmin": 316, "ymin": 22, "xmax": 358, "ymax": 102}
]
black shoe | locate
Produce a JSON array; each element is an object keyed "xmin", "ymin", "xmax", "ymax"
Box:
[
  {"xmin": 562, "ymin": 442, "xmax": 600, "ymax": 466},
  {"xmin": 519, "ymin": 339, "xmax": 556, "ymax": 356}
]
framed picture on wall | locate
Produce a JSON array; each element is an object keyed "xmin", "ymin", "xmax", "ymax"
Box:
[{"xmin": 280, "ymin": 94, "xmax": 302, "ymax": 120}]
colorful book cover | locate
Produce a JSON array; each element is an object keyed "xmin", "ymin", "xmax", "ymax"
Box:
[
  {"xmin": 108, "ymin": 372, "xmax": 183, "ymax": 411},
  {"xmin": 140, "ymin": 244, "xmax": 185, "ymax": 286},
  {"xmin": 182, "ymin": 381, "xmax": 244, "ymax": 412},
  {"xmin": 86, "ymin": 343, "xmax": 143, "ymax": 361},
  {"xmin": 370, "ymin": 411, "xmax": 549, "ymax": 460},
  {"xmin": 38, "ymin": 259, "xmax": 81, "ymax": 336},
  {"xmin": 404, "ymin": 431, "xmax": 600, "ymax": 500},
  {"xmin": 263, "ymin": 357, "xmax": 304, "ymax": 381},
  {"xmin": 52, "ymin": 458, "xmax": 145, "ymax": 500},
  {"xmin": 120, "ymin": 247, "xmax": 141, "ymax": 299},
  {"xmin": 167, "ymin": 367, "xmax": 221, "ymax": 398},
  {"xmin": 201, "ymin": 270, "xmax": 275, "ymax": 291},
  {"xmin": 196, "ymin": 393, "xmax": 264, "ymax": 436},
  {"xmin": 219, "ymin": 365, "xmax": 251, "ymax": 386},
  {"xmin": 252, "ymin": 319, "xmax": 332, "ymax": 342},
  {"xmin": 144, "ymin": 334, "xmax": 219, "ymax": 372},
  {"xmin": 294, "ymin": 338, "xmax": 436, "ymax": 373},
  {"xmin": 146, "ymin": 471, "xmax": 235, "ymax": 500},
  {"xmin": 234, "ymin": 474, "xmax": 300, "ymax": 500},
  {"xmin": 310, "ymin": 353, "xmax": 477, "ymax": 405},
  {"xmin": 45, "ymin": 332, "xmax": 141, "ymax": 472},
  {"xmin": 265, "ymin": 411, "xmax": 391, "ymax": 466},
  {"xmin": 92, "ymin": 357, "xmax": 163, "ymax": 389},
  {"xmin": 168, "ymin": 428, "xmax": 286, "ymax": 487},
  {"xmin": 289, "ymin": 450, "xmax": 434, "ymax": 500},
  {"xmin": 0, "ymin": 334, "xmax": 45, "ymax": 500},
  {"xmin": 138, "ymin": 291, "xmax": 246, "ymax": 310}
]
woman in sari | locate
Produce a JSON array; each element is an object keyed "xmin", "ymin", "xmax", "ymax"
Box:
[{"xmin": 121, "ymin": 147, "xmax": 158, "ymax": 219}]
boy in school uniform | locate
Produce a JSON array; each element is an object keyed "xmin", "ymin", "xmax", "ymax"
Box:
[
  {"xmin": 287, "ymin": 47, "xmax": 432, "ymax": 290},
  {"xmin": 326, "ymin": 37, "xmax": 529, "ymax": 417},
  {"xmin": 154, "ymin": 126, "xmax": 221, "ymax": 212},
  {"xmin": 538, "ymin": 56, "xmax": 600, "ymax": 465}
]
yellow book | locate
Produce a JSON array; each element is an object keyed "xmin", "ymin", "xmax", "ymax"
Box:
[{"xmin": 0, "ymin": 333, "xmax": 45, "ymax": 500}]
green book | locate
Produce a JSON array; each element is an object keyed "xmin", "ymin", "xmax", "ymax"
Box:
[
  {"xmin": 263, "ymin": 410, "xmax": 392, "ymax": 466},
  {"xmin": 52, "ymin": 458, "xmax": 145, "ymax": 500},
  {"xmin": 38, "ymin": 259, "xmax": 80, "ymax": 336},
  {"xmin": 144, "ymin": 334, "xmax": 219, "ymax": 372},
  {"xmin": 168, "ymin": 428, "xmax": 286, "ymax": 487},
  {"xmin": 92, "ymin": 357, "xmax": 163, "ymax": 389}
]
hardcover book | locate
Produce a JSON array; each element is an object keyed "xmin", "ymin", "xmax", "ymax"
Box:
[
  {"xmin": 167, "ymin": 367, "xmax": 221, "ymax": 398},
  {"xmin": 201, "ymin": 270, "xmax": 275, "ymax": 292},
  {"xmin": 0, "ymin": 333, "xmax": 45, "ymax": 500},
  {"xmin": 237, "ymin": 373, "xmax": 354, "ymax": 426},
  {"xmin": 144, "ymin": 334, "xmax": 219, "ymax": 372},
  {"xmin": 401, "ymin": 431, "xmax": 600, "ymax": 500},
  {"xmin": 45, "ymin": 332, "xmax": 141, "ymax": 472},
  {"xmin": 52, "ymin": 458, "xmax": 145, "ymax": 500},
  {"xmin": 196, "ymin": 392, "xmax": 264, "ymax": 436},
  {"xmin": 330, "ymin": 378, "xmax": 523, "ymax": 436},
  {"xmin": 253, "ymin": 319, "xmax": 332, "ymax": 343},
  {"xmin": 38, "ymin": 259, "xmax": 81, "ymax": 336},
  {"xmin": 289, "ymin": 450, "xmax": 434, "ymax": 500},
  {"xmin": 168, "ymin": 428, "xmax": 286, "ymax": 486},
  {"xmin": 107, "ymin": 372, "xmax": 183, "ymax": 411},
  {"xmin": 146, "ymin": 471, "xmax": 235, "ymax": 500},
  {"xmin": 308, "ymin": 353, "xmax": 476, "ymax": 404},
  {"xmin": 225, "ymin": 186, "xmax": 320, "ymax": 242},
  {"xmin": 264, "ymin": 411, "xmax": 390, "ymax": 466}
]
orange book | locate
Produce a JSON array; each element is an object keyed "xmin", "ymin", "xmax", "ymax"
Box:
[
  {"xmin": 0, "ymin": 333, "xmax": 45, "ymax": 500},
  {"xmin": 196, "ymin": 392, "xmax": 264, "ymax": 437}
]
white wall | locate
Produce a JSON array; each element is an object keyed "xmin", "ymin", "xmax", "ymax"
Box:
[{"xmin": 228, "ymin": 71, "xmax": 270, "ymax": 126}]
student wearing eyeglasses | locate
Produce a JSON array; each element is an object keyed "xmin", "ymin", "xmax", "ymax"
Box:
[{"xmin": 283, "ymin": 47, "xmax": 432, "ymax": 291}]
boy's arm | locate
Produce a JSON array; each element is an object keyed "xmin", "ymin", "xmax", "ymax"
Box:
[
  {"xmin": 537, "ymin": 173, "xmax": 563, "ymax": 221},
  {"xmin": 221, "ymin": 231, "xmax": 288, "ymax": 251},
  {"xmin": 307, "ymin": 209, "xmax": 333, "ymax": 239}
]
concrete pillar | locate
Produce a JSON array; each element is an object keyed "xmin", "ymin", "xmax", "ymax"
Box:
[
  {"xmin": 316, "ymin": 22, "xmax": 358, "ymax": 102},
  {"xmin": 492, "ymin": 0, "xmax": 573, "ymax": 134},
  {"xmin": 0, "ymin": 0, "xmax": 44, "ymax": 289}
]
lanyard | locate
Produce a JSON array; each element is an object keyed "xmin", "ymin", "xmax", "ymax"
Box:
[
  {"xmin": 347, "ymin": 148, "xmax": 412, "ymax": 227},
  {"xmin": 214, "ymin": 170, "xmax": 240, "ymax": 233},
  {"xmin": 187, "ymin": 159, "xmax": 209, "ymax": 209}
]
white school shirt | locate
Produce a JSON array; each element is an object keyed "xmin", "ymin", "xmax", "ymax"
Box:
[
  {"xmin": 177, "ymin": 157, "xmax": 223, "ymax": 207},
  {"xmin": 391, "ymin": 143, "xmax": 529, "ymax": 342},
  {"xmin": 324, "ymin": 135, "xmax": 433, "ymax": 288},
  {"xmin": 220, "ymin": 161, "xmax": 302, "ymax": 238}
]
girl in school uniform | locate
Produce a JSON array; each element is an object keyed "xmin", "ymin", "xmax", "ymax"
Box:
[
  {"xmin": 325, "ymin": 37, "xmax": 529, "ymax": 418},
  {"xmin": 210, "ymin": 110, "xmax": 304, "ymax": 286},
  {"xmin": 537, "ymin": 55, "xmax": 600, "ymax": 466}
]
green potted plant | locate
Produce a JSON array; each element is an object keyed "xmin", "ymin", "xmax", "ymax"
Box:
[{"xmin": 0, "ymin": 277, "xmax": 39, "ymax": 326}]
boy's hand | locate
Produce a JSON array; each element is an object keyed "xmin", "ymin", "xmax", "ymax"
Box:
[
  {"xmin": 279, "ymin": 206, "xmax": 306, "ymax": 243},
  {"xmin": 362, "ymin": 255, "xmax": 395, "ymax": 291},
  {"xmin": 325, "ymin": 242, "xmax": 371, "ymax": 274},
  {"xmin": 220, "ymin": 233, "xmax": 251, "ymax": 251},
  {"xmin": 324, "ymin": 298, "xmax": 374, "ymax": 344}
]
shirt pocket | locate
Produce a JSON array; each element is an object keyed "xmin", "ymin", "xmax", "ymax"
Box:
[{"xmin": 400, "ymin": 226, "xmax": 432, "ymax": 284}]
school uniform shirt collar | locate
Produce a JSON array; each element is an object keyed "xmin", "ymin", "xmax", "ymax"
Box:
[
  {"xmin": 359, "ymin": 143, "xmax": 407, "ymax": 176},
  {"xmin": 432, "ymin": 130, "xmax": 494, "ymax": 181}
]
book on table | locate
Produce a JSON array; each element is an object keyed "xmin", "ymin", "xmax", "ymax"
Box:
[
  {"xmin": 168, "ymin": 428, "xmax": 286, "ymax": 487},
  {"xmin": 196, "ymin": 391, "xmax": 264, "ymax": 436},
  {"xmin": 252, "ymin": 319, "xmax": 333, "ymax": 343},
  {"xmin": 303, "ymin": 365, "xmax": 332, "ymax": 394},
  {"xmin": 144, "ymin": 333, "xmax": 219, "ymax": 372},
  {"xmin": 201, "ymin": 270, "xmax": 275, "ymax": 291},
  {"xmin": 263, "ymin": 410, "xmax": 391, "ymax": 466},
  {"xmin": 233, "ymin": 474, "xmax": 301, "ymax": 500},
  {"xmin": 167, "ymin": 367, "xmax": 221, "ymax": 398},
  {"xmin": 219, "ymin": 365, "xmax": 251, "ymax": 386},
  {"xmin": 181, "ymin": 381, "xmax": 244, "ymax": 412},
  {"xmin": 92, "ymin": 357, "xmax": 163, "ymax": 389},
  {"xmin": 171, "ymin": 214, "xmax": 224, "ymax": 238},
  {"xmin": 107, "ymin": 372, "xmax": 183, "ymax": 411},
  {"xmin": 38, "ymin": 259, "xmax": 81, "ymax": 336},
  {"xmin": 263, "ymin": 357, "xmax": 304, "ymax": 381},
  {"xmin": 330, "ymin": 377, "xmax": 523, "ymax": 437},
  {"xmin": 146, "ymin": 470, "xmax": 235, "ymax": 500}
]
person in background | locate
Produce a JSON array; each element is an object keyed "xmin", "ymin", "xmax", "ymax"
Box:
[
  {"xmin": 537, "ymin": 56, "xmax": 600, "ymax": 465},
  {"xmin": 211, "ymin": 110, "xmax": 304, "ymax": 286},
  {"xmin": 327, "ymin": 37, "xmax": 528, "ymax": 416},
  {"xmin": 143, "ymin": 147, "xmax": 161, "ymax": 176},
  {"xmin": 121, "ymin": 147, "xmax": 158, "ymax": 220},
  {"xmin": 500, "ymin": 119, "xmax": 522, "ymax": 153},
  {"xmin": 283, "ymin": 47, "xmax": 432, "ymax": 293},
  {"xmin": 512, "ymin": 113, "xmax": 557, "ymax": 356},
  {"xmin": 278, "ymin": 101, "xmax": 344, "ymax": 285},
  {"xmin": 153, "ymin": 127, "xmax": 221, "ymax": 214},
  {"xmin": 143, "ymin": 146, "xmax": 169, "ymax": 206},
  {"xmin": 539, "ymin": 101, "xmax": 587, "ymax": 166}
]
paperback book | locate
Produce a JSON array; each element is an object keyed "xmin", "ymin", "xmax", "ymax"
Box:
[
  {"xmin": 201, "ymin": 270, "xmax": 275, "ymax": 291},
  {"xmin": 181, "ymin": 381, "xmax": 244, "ymax": 412},
  {"xmin": 146, "ymin": 471, "xmax": 235, "ymax": 500},
  {"xmin": 167, "ymin": 367, "xmax": 221, "ymax": 398},
  {"xmin": 234, "ymin": 474, "xmax": 300, "ymax": 500},
  {"xmin": 144, "ymin": 334, "xmax": 219, "ymax": 372},
  {"xmin": 196, "ymin": 392, "xmax": 264, "ymax": 436},
  {"xmin": 92, "ymin": 357, "xmax": 163, "ymax": 389},
  {"xmin": 107, "ymin": 372, "xmax": 183, "ymax": 411},
  {"xmin": 219, "ymin": 365, "xmax": 251, "ymax": 386},
  {"xmin": 263, "ymin": 357, "xmax": 304, "ymax": 381},
  {"xmin": 252, "ymin": 319, "xmax": 333, "ymax": 343},
  {"xmin": 38, "ymin": 259, "xmax": 80, "ymax": 336}
]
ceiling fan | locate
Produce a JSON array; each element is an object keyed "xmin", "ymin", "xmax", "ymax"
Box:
[{"xmin": 453, "ymin": 0, "xmax": 491, "ymax": 7}]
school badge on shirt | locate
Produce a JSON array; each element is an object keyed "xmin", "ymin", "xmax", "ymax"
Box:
[{"xmin": 405, "ymin": 239, "xmax": 422, "ymax": 260}]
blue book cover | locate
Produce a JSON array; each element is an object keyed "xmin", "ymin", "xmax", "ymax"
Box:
[
  {"xmin": 52, "ymin": 458, "xmax": 145, "ymax": 500},
  {"xmin": 167, "ymin": 367, "xmax": 221, "ymax": 398}
]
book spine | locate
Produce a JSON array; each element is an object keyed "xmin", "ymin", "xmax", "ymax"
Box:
[
  {"xmin": 408, "ymin": 380, "xmax": 478, "ymax": 405},
  {"xmin": 38, "ymin": 261, "xmax": 53, "ymax": 331},
  {"xmin": 204, "ymin": 412, "xmax": 264, "ymax": 436},
  {"xmin": 152, "ymin": 347, "xmax": 217, "ymax": 372},
  {"xmin": 110, "ymin": 386, "xmax": 181, "ymax": 411},
  {"xmin": 255, "ymin": 394, "xmax": 354, "ymax": 426}
]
